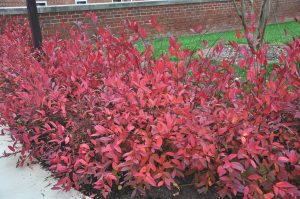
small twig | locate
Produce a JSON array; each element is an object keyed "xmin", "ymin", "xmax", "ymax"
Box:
[
  {"xmin": 279, "ymin": 123, "xmax": 296, "ymax": 135},
  {"xmin": 232, "ymin": 0, "xmax": 242, "ymax": 18},
  {"xmin": 0, "ymin": 150, "xmax": 21, "ymax": 159},
  {"xmin": 178, "ymin": 183, "xmax": 195, "ymax": 187},
  {"xmin": 257, "ymin": 0, "xmax": 271, "ymax": 49},
  {"xmin": 232, "ymin": 0, "xmax": 256, "ymax": 54}
]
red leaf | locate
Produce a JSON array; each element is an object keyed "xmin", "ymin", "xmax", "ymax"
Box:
[
  {"xmin": 217, "ymin": 166, "xmax": 226, "ymax": 177},
  {"xmin": 73, "ymin": 173, "xmax": 80, "ymax": 190},
  {"xmin": 57, "ymin": 164, "xmax": 68, "ymax": 172},
  {"xmin": 57, "ymin": 125, "xmax": 64, "ymax": 137},
  {"xmin": 231, "ymin": 162, "xmax": 245, "ymax": 171},
  {"xmin": 191, "ymin": 24, "xmax": 202, "ymax": 33},
  {"xmin": 95, "ymin": 180, "xmax": 104, "ymax": 186},
  {"xmin": 139, "ymin": 28, "xmax": 147, "ymax": 38},
  {"xmin": 80, "ymin": 144, "xmax": 90, "ymax": 150},
  {"xmin": 248, "ymin": 174, "xmax": 261, "ymax": 181},
  {"xmin": 169, "ymin": 36, "xmax": 176, "ymax": 47},
  {"xmin": 222, "ymin": 59, "xmax": 228, "ymax": 69},
  {"xmin": 275, "ymin": 181, "xmax": 296, "ymax": 188},
  {"xmin": 264, "ymin": 192, "xmax": 274, "ymax": 199},
  {"xmin": 90, "ymin": 12, "xmax": 98, "ymax": 23},
  {"xmin": 106, "ymin": 174, "xmax": 117, "ymax": 187},
  {"xmin": 287, "ymin": 150, "xmax": 298, "ymax": 164},
  {"xmin": 65, "ymin": 177, "xmax": 72, "ymax": 191},
  {"xmin": 236, "ymin": 30, "xmax": 241, "ymax": 39},
  {"xmin": 171, "ymin": 159, "xmax": 181, "ymax": 167},
  {"xmin": 272, "ymin": 142, "xmax": 284, "ymax": 149},
  {"xmin": 156, "ymin": 137, "xmax": 163, "ymax": 148},
  {"xmin": 273, "ymin": 186, "xmax": 279, "ymax": 195},
  {"xmin": 202, "ymin": 40, "xmax": 208, "ymax": 48},
  {"xmin": 23, "ymin": 134, "xmax": 30, "ymax": 145},
  {"xmin": 230, "ymin": 41, "xmax": 238, "ymax": 48},
  {"xmin": 8, "ymin": 146, "xmax": 15, "ymax": 152},
  {"xmin": 158, "ymin": 181, "xmax": 164, "ymax": 187},
  {"xmin": 131, "ymin": 189, "xmax": 137, "ymax": 198},
  {"xmin": 94, "ymin": 125, "xmax": 106, "ymax": 135},
  {"xmin": 145, "ymin": 175, "xmax": 156, "ymax": 187},
  {"xmin": 278, "ymin": 156, "xmax": 289, "ymax": 163},
  {"xmin": 157, "ymin": 24, "xmax": 161, "ymax": 32},
  {"xmin": 188, "ymin": 135, "xmax": 196, "ymax": 147},
  {"xmin": 218, "ymin": 127, "xmax": 228, "ymax": 135},
  {"xmin": 65, "ymin": 136, "xmax": 70, "ymax": 144},
  {"xmin": 153, "ymin": 173, "xmax": 162, "ymax": 179},
  {"xmin": 150, "ymin": 16, "xmax": 156, "ymax": 27},
  {"xmin": 241, "ymin": 128, "xmax": 253, "ymax": 136},
  {"xmin": 114, "ymin": 145, "xmax": 122, "ymax": 153}
]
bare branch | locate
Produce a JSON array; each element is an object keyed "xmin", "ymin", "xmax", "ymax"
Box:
[
  {"xmin": 0, "ymin": 150, "xmax": 21, "ymax": 159},
  {"xmin": 257, "ymin": 0, "xmax": 271, "ymax": 49},
  {"xmin": 232, "ymin": 0, "xmax": 257, "ymax": 53},
  {"xmin": 232, "ymin": 0, "xmax": 242, "ymax": 19}
]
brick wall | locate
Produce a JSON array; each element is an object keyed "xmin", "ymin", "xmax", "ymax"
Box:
[
  {"xmin": 0, "ymin": 0, "xmax": 25, "ymax": 7},
  {"xmin": 0, "ymin": 0, "xmax": 135, "ymax": 7},
  {"xmin": 0, "ymin": 0, "xmax": 111, "ymax": 7},
  {"xmin": 1, "ymin": 0, "xmax": 299, "ymax": 38}
]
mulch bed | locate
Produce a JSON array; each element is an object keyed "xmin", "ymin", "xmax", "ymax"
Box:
[
  {"xmin": 203, "ymin": 44, "xmax": 286, "ymax": 63},
  {"xmin": 80, "ymin": 183, "xmax": 221, "ymax": 199}
]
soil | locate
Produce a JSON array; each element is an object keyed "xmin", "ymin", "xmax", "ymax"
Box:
[
  {"xmin": 112, "ymin": 186, "xmax": 219, "ymax": 199},
  {"xmin": 81, "ymin": 183, "xmax": 221, "ymax": 199},
  {"xmin": 78, "ymin": 174, "xmax": 223, "ymax": 199}
]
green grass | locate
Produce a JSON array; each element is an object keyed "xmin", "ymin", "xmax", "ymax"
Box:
[{"xmin": 138, "ymin": 21, "xmax": 300, "ymax": 58}]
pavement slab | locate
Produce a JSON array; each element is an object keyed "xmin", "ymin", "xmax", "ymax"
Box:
[{"xmin": 0, "ymin": 125, "xmax": 88, "ymax": 199}]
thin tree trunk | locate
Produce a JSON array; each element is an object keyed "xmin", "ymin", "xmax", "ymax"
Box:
[
  {"xmin": 232, "ymin": 0, "xmax": 272, "ymax": 51},
  {"xmin": 26, "ymin": 0, "xmax": 43, "ymax": 49},
  {"xmin": 232, "ymin": 0, "xmax": 256, "ymax": 53},
  {"xmin": 257, "ymin": 0, "xmax": 271, "ymax": 49}
]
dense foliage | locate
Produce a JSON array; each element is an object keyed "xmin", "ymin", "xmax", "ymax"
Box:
[{"xmin": 0, "ymin": 17, "xmax": 299, "ymax": 199}]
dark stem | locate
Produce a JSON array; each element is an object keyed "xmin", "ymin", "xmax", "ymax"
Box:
[{"xmin": 0, "ymin": 150, "xmax": 22, "ymax": 159}]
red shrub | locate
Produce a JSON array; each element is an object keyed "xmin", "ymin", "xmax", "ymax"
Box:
[{"xmin": 0, "ymin": 17, "xmax": 299, "ymax": 199}]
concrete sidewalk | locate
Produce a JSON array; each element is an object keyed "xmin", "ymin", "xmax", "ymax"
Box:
[{"xmin": 0, "ymin": 126, "xmax": 88, "ymax": 199}]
